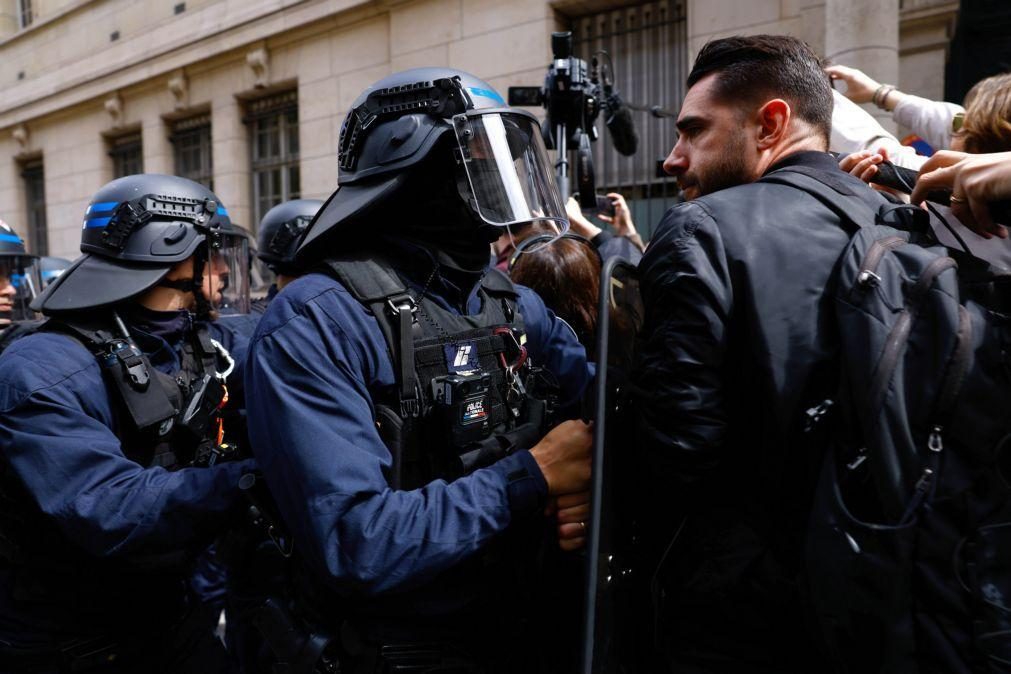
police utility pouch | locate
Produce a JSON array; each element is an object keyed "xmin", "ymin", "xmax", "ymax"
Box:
[{"xmin": 100, "ymin": 340, "xmax": 177, "ymax": 431}]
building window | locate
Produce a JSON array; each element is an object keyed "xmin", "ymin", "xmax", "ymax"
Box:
[
  {"xmin": 248, "ymin": 91, "xmax": 300, "ymax": 229},
  {"xmin": 17, "ymin": 0, "xmax": 33, "ymax": 28},
  {"xmin": 109, "ymin": 133, "xmax": 143, "ymax": 178},
  {"xmin": 571, "ymin": 0, "xmax": 688, "ymax": 239},
  {"xmin": 171, "ymin": 115, "xmax": 213, "ymax": 190},
  {"xmin": 21, "ymin": 161, "xmax": 46, "ymax": 256}
]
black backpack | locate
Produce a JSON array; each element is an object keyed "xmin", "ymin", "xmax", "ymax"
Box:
[{"xmin": 761, "ymin": 167, "xmax": 1011, "ymax": 674}]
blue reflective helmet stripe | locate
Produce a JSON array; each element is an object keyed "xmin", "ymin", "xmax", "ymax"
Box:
[
  {"xmin": 86, "ymin": 201, "xmax": 119, "ymax": 215},
  {"xmin": 217, "ymin": 206, "xmax": 228, "ymax": 216},
  {"xmin": 0, "ymin": 233, "xmax": 22, "ymax": 244},
  {"xmin": 83, "ymin": 216, "xmax": 113, "ymax": 229},
  {"xmin": 83, "ymin": 201, "xmax": 120, "ymax": 228},
  {"xmin": 468, "ymin": 87, "xmax": 505, "ymax": 105}
]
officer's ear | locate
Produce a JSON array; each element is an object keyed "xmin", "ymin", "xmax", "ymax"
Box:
[{"xmin": 755, "ymin": 98, "xmax": 791, "ymax": 150}]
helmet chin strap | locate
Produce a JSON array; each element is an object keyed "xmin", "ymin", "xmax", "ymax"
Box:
[{"xmin": 157, "ymin": 245, "xmax": 213, "ymax": 320}]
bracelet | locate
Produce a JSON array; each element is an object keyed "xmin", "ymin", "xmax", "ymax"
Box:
[{"xmin": 873, "ymin": 84, "xmax": 896, "ymax": 109}]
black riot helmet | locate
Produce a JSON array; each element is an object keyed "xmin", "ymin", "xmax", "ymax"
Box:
[
  {"xmin": 0, "ymin": 219, "xmax": 41, "ymax": 322},
  {"xmin": 256, "ymin": 199, "xmax": 323, "ymax": 275},
  {"xmin": 32, "ymin": 174, "xmax": 250, "ymax": 318},
  {"xmin": 298, "ymin": 67, "xmax": 568, "ymax": 260}
]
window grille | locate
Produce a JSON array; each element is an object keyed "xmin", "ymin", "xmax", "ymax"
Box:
[
  {"xmin": 172, "ymin": 115, "xmax": 213, "ymax": 190},
  {"xmin": 572, "ymin": 0, "xmax": 688, "ymax": 239},
  {"xmin": 21, "ymin": 161, "xmax": 46, "ymax": 256},
  {"xmin": 109, "ymin": 133, "xmax": 144, "ymax": 178},
  {"xmin": 247, "ymin": 91, "xmax": 300, "ymax": 229},
  {"xmin": 18, "ymin": 0, "xmax": 33, "ymax": 29}
]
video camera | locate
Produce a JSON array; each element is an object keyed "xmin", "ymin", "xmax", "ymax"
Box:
[{"xmin": 508, "ymin": 31, "xmax": 638, "ymax": 207}]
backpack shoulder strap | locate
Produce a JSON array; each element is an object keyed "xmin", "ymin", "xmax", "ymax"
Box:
[{"xmin": 759, "ymin": 165, "xmax": 881, "ymax": 233}]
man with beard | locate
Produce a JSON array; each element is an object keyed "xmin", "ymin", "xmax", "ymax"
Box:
[
  {"xmin": 244, "ymin": 68, "xmax": 593, "ymax": 673},
  {"xmin": 632, "ymin": 35, "xmax": 896, "ymax": 672}
]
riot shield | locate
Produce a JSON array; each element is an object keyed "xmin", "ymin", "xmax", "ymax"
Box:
[{"xmin": 581, "ymin": 257, "xmax": 644, "ymax": 674}]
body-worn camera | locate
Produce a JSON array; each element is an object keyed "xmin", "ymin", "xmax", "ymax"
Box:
[{"xmin": 431, "ymin": 371, "xmax": 493, "ymax": 449}]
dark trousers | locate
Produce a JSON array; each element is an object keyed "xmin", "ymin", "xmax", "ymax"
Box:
[{"xmin": 0, "ymin": 603, "xmax": 232, "ymax": 674}]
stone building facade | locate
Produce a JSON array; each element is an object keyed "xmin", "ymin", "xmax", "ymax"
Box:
[{"xmin": 0, "ymin": 0, "xmax": 958, "ymax": 258}]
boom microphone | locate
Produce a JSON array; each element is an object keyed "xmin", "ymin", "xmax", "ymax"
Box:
[{"xmin": 604, "ymin": 92, "xmax": 638, "ymax": 157}]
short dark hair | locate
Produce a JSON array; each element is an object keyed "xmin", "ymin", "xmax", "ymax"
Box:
[{"xmin": 687, "ymin": 35, "xmax": 833, "ymax": 142}]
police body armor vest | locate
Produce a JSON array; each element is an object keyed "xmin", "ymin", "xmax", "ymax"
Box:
[
  {"xmin": 323, "ymin": 255, "xmax": 558, "ymax": 490},
  {"xmin": 239, "ymin": 258, "xmax": 560, "ymax": 670},
  {"xmin": 0, "ymin": 313, "xmax": 230, "ymax": 605}
]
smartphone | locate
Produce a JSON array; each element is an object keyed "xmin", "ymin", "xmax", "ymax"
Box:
[{"xmin": 579, "ymin": 194, "xmax": 615, "ymax": 218}]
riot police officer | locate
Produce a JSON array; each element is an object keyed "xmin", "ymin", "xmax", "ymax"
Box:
[
  {"xmin": 252, "ymin": 199, "xmax": 322, "ymax": 314},
  {"xmin": 244, "ymin": 68, "xmax": 594, "ymax": 673},
  {"xmin": 0, "ymin": 219, "xmax": 42, "ymax": 348},
  {"xmin": 0, "ymin": 174, "xmax": 254, "ymax": 673}
]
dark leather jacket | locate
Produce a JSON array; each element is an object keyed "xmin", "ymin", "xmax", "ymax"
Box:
[{"xmin": 633, "ymin": 151, "xmax": 894, "ymax": 672}]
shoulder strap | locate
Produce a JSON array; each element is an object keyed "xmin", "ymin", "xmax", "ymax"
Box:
[
  {"xmin": 44, "ymin": 315, "xmax": 178, "ymax": 433},
  {"xmin": 322, "ymin": 255, "xmax": 409, "ymax": 304},
  {"xmin": 323, "ymin": 256, "xmax": 421, "ymax": 417},
  {"xmin": 759, "ymin": 166, "xmax": 881, "ymax": 234},
  {"xmin": 480, "ymin": 267, "xmax": 523, "ymax": 328},
  {"xmin": 481, "ymin": 267, "xmax": 519, "ymax": 296}
]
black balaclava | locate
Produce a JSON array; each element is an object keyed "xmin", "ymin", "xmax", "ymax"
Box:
[{"xmin": 388, "ymin": 139, "xmax": 501, "ymax": 272}]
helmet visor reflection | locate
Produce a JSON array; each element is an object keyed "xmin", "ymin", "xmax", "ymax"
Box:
[
  {"xmin": 0, "ymin": 257, "xmax": 41, "ymax": 322},
  {"xmin": 209, "ymin": 235, "xmax": 251, "ymax": 315},
  {"xmin": 454, "ymin": 112, "xmax": 568, "ymax": 236}
]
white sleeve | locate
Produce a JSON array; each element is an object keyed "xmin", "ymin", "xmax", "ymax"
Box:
[
  {"xmin": 830, "ymin": 90, "xmax": 927, "ymax": 170},
  {"xmin": 891, "ymin": 94, "xmax": 964, "ymax": 152}
]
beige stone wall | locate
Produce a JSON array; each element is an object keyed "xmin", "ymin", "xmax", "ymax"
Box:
[
  {"xmin": 0, "ymin": 0, "xmax": 558, "ymax": 258},
  {"xmin": 0, "ymin": 0, "xmax": 956, "ymax": 258},
  {"xmin": 682, "ymin": 0, "xmax": 954, "ymax": 136}
]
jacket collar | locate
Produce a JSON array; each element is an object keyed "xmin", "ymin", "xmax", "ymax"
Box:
[{"xmin": 764, "ymin": 150, "xmax": 840, "ymax": 176}]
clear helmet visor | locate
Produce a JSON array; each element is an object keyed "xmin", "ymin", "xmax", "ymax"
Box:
[
  {"xmin": 207, "ymin": 235, "xmax": 251, "ymax": 315},
  {"xmin": 454, "ymin": 111, "xmax": 568, "ymax": 252},
  {"xmin": 0, "ymin": 256, "xmax": 41, "ymax": 323}
]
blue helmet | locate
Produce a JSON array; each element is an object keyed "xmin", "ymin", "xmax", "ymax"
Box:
[
  {"xmin": 33, "ymin": 174, "xmax": 249, "ymax": 316},
  {"xmin": 298, "ymin": 67, "xmax": 567, "ymax": 260}
]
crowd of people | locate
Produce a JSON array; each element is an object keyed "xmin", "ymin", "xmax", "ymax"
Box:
[{"xmin": 0, "ymin": 31, "xmax": 1009, "ymax": 674}]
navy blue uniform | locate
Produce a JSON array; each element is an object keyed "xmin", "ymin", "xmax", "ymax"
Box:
[
  {"xmin": 245, "ymin": 254, "xmax": 590, "ymax": 635},
  {"xmin": 0, "ymin": 308, "xmax": 254, "ymax": 661}
]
